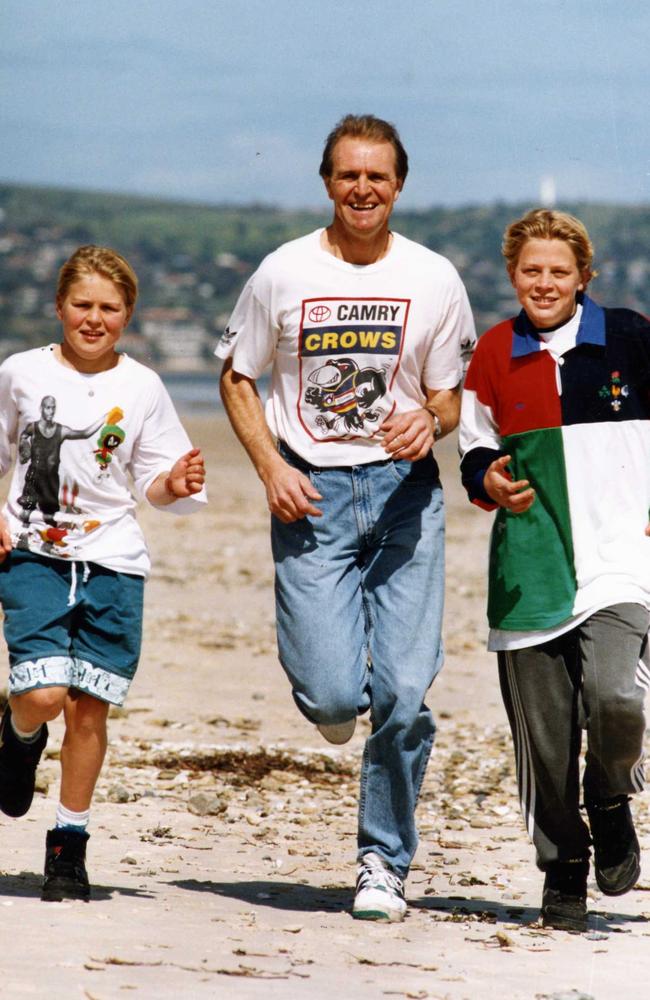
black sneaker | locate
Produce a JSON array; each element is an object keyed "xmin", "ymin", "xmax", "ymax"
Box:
[
  {"xmin": 585, "ymin": 795, "xmax": 641, "ymax": 896},
  {"xmin": 41, "ymin": 828, "xmax": 91, "ymax": 902},
  {"xmin": 541, "ymin": 858, "xmax": 589, "ymax": 932},
  {"xmin": 0, "ymin": 705, "xmax": 48, "ymax": 817}
]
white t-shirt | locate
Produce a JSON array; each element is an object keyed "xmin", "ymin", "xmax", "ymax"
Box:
[
  {"xmin": 216, "ymin": 229, "xmax": 476, "ymax": 466},
  {"xmin": 0, "ymin": 346, "xmax": 206, "ymax": 576}
]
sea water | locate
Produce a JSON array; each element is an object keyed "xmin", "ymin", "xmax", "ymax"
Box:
[{"xmin": 162, "ymin": 372, "xmax": 270, "ymax": 414}]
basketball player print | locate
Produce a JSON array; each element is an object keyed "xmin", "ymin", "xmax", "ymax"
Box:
[
  {"xmin": 18, "ymin": 396, "xmax": 107, "ymax": 526},
  {"xmin": 17, "ymin": 400, "xmax": 126, "ymax": 525}
]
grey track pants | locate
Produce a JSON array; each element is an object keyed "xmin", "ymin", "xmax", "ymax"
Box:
[{"xmin": 498, "ymin": 603, "xmax": 649, "ymax": 869}]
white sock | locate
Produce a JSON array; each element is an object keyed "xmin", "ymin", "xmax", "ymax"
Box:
[
  {"xmin": 10, "ymin": 717, "xmax": 43, "ymax": 743},
  {"xmin": 55, "ymin": 803, "xmax": 90, "ymax": 832}
]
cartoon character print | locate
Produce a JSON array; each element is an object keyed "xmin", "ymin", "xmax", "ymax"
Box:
[
  {"xmin": 34, "ymin": 480, "xmax": 102, "ymax": 555},
  {"xmin": 94, "ymin": 407, "xmax": 126, "ymax": 478},
  {"xmin": 305, "ymin": 357, "xmax": 387, "ymax": 434},
  {"xmin": 299, "ymin": 296, "xmax": 408, "ymax": 441}
]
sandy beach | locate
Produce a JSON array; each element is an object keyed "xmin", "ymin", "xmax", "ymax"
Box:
[{"xmin": 1, "ymin": 414, "xmax": 649, "ymax": 1000}]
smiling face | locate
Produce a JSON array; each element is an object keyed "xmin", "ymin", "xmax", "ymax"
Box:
[
  {"xmin": 56, "ymin": 271, "xmax": 130, "ymax": 373},
  {"xmin": 510, "ymin": 238, "xmax": 589, "ymax": 330},
  {"xmin": 324, "ymin": 137, "xmax": 402, "ymax": 248}
]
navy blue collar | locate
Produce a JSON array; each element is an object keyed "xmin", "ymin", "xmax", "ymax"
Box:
[{"xmin": 511, "ymin": 293, "xmax": 606, "ymax": 358}]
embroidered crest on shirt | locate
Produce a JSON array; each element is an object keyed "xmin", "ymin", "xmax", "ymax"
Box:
[
  {"xmin": 298, "ymin": 297, "xmax": 408, "ymax": 441},
  {"xmin": 598, "ymin": 370, "xmax": 629, "ymax": 412}
]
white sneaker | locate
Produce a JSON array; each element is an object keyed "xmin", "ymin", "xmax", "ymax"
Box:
[
  {"xmin": 316, "ymin": 718, "xmax": 356, "ymax": 745},
  {"xmin": 352, "ymin": 852, "xmax": 406, "ymax": 922}
]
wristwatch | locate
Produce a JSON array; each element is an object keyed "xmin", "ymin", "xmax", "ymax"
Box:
[{"xmin": 432, "ymin": 413, "xmax": 442, "ymax": 441}]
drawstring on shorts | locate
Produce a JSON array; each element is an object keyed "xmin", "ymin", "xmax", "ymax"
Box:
[{"xmin": 67, "ymin": 561, "xmax": 91, "ymax": 607}]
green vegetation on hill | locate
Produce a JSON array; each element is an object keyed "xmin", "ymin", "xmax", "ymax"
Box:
[
  {"xmin": 0, "ymin": 183, "xmax": 328, "ymax": 264},
  {"xmin": 0, "ymin": 183, "xmax": 648, "ymax": 366}
]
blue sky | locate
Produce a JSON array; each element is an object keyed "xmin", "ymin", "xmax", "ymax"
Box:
[{"xmin": 2, "ymin": 1, "xmax": 649, "ymax": 208}]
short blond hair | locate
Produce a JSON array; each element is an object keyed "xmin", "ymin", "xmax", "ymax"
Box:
[
  {"xmin": 56, "ymin": 245, "xmax": 138, "ymax": 316},
  {"xmin": 502, "ymin": 208, "xmax": 595, "ymax": 278}
]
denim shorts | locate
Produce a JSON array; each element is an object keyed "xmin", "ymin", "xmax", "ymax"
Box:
[{"xmin": 0, "ymin": 549, "xmax": 144, "ymax": 706}]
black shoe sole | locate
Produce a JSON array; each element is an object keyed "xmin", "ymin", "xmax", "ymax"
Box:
[
  {"xmin": 595, "ymin": 855, "xmax": 641, "ymax": 896},
  {"xmin": 0, "ymin": 799, "xmax": 33, "ymax": 819}
]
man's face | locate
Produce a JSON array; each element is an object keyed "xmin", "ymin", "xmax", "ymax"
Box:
[
  {"xmin": 42, "ymin": 398, "xmax": 56, "ymax": 421},
  {"xmin": 324, "ymin": 137, "xmax": 402, "ymax": 243}
]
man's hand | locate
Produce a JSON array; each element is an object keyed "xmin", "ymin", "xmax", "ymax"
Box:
[
  {"xmin": 0, "ymin": 515, "xmax": 12, "ymax": 564},
  {"xmin": 263, "ymin": 454, "xmax": 322, "ymax": 523},
  {"xmin": 381, "ymin": 408, "xmax": 435, "ymax": 462},
  {"xmin": 484, "ymin": 454, "xmax": 535, "ymax": 514},
  {"xmin": 220, "ymin": 361, "xmax": 320, "ymax": 522}
]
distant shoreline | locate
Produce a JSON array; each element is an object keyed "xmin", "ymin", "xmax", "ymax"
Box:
[
  {"xmin": 162, "ymin": 371, "xmax": 220, "ymax": 413},
  {"xmin": 162, "ymin": 371, "xmax": 270, "ymax": 414}
]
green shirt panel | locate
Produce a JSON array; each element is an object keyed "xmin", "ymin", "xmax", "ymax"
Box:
[{"xmin": 488, "ymin": 427, "xmax": 577, "ymax": 630}]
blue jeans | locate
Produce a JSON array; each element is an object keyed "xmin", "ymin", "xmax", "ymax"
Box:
[{"xmin": 271, "ymin": 443, "xmax": 446, "ymax": 877}]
